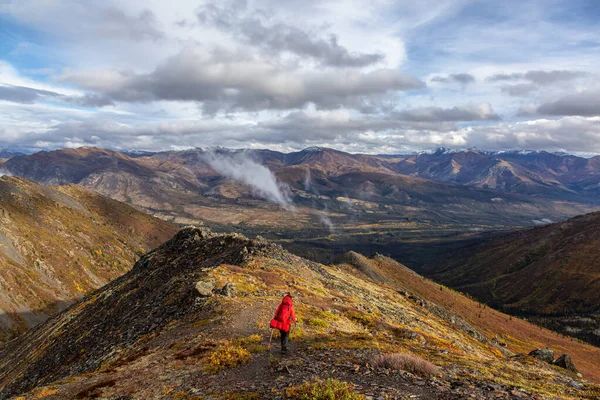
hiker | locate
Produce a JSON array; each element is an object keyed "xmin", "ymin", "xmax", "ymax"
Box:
[{"xmin": 270, "ymin": 294, "xmax": 297, "ymax": 354}]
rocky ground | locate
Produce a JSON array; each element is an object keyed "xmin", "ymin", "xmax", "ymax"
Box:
[{"xmin": 1, "ymin": 228, "xmax": 598, "ymax": 399}]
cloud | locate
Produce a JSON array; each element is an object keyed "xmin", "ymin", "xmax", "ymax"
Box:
[
  {"xmin": 0, "ymin": 85, "xmax": 59, "ymax": 104},
  {"xmin": 392, "ymin": 103, "xmax": 500, "ymax": 122},
  {"xmin": 0, "ymin": 84, "xmax": 114, "ymax": 107},
  {"xmin": 1, "ymin": 1, "xmax": 164, "ymax": 41},
  {"xmin": 60, "ymin": 47, "xmax": 424, "ymax": 112},
  {"xmin": 535, "ymin": 91, "xmax": 600, "ymax": 117},
  {"xmin": 4, "ymin": 111, "xmax": 600, "ymax": 156},
  {"xmin": 201, "ymin": 150, "xmax": 293, "ymax": 208},
  {"xmin": 500, "ymin": 83, "xmax": 538, "ymax": 97},
  {"xmin": 302, "ymin": 169, "xmax": 335, "ymax": 231},
  {"xmin": 431, "ymin": 73, "xmax": 475, "ymax": 85},
  {"xmin": 94, "ymin": 7, "xmax": 164, "ymax": 41},
  {"xmin": 524, "ymin": 70, "xmax": 587, "ymax": 85},
  {"xmin": 61, "ymin": 94, "xmax": 115, "ymax": 108},
  {"xmin": 487, "ymin": 70, "xmax": 586, "ymax": 85},
  {"xmin": 197, "ymin": 4, "xmax": 384, "ymax": 68},
  {"xmin": 1, "ymin": 0, "xmax": 600, "ymax": 156}
]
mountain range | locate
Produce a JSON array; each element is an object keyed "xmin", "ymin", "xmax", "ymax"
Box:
[
  {"xmin": 1, "ymin": 147, "xmax": 598, "ymax": 236},
  {"xmin": 0, "ymin": 227, "xmax": 598, "ymax": 399},
  {"xmin": 0, "ymin": 175, "xmax": 177, "ymax": 343}
]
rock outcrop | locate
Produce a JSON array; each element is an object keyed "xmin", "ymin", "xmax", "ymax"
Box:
[
  {"xmin": 529, "ymin": 348, "xmax": 555, "ymax": 363},
  {"xmin": 554, "ymin": 354, "xmax": 578, "ymax": 373}
]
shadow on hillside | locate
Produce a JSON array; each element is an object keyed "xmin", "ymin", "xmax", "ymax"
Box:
[{"xmin": 0, "ymin": 299, "xmax": 77, "ymax": 346}]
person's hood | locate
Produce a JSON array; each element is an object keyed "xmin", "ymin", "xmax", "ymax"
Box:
[{"xmin": 282, "ymin": 295, "xmax": 293, "ymax": 306}]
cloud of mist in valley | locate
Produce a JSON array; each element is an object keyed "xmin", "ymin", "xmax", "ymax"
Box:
[
  {"xmin": 304, "ymin": 168, "xmax": 336, "ymax": 232},
  {"xmin": 202, "ymin": 150, "xmax": 294, "ymax": 209},
  {"xmin": 0, "ymin": 170, "xmax": 12, "ymax": 178},
  {"xmin": 318, "ymin": 206, "xmax": 335, "ymax": 232}
]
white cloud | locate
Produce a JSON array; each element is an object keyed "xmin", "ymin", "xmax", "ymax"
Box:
[
  {"xmin": 0, "ymin": 0, "xmax": 600, "ymax": 155},
  {"xmin": 202, "ymin": 150, "xmax": 294, "ymax": 208}
]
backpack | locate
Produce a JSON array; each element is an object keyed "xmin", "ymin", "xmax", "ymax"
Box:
[
  {"xmin": 270, "ymin": 295, "xmax": 294, "ymax": 332},
  {"xmin": 274, "ymin": 303, "xmax": 291, "ymax": 323}
]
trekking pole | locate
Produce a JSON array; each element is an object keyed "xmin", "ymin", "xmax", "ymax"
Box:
[
  {"xmin": 267, "ymin": 329, "xmax": 275, "ymax": 350},
  {"xmin": 291, "ymin": 323, "xmax": 297, "ymax": 353}
]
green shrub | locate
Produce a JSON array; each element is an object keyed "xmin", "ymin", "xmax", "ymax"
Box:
[
  {"xmin": 345, "ymin": 310, "xmax": 377, "ymax": 329},
  {"xmin": 307, "ymin": 318, "xmax": 329, "ymax": 329},
  {"xmin": 313, "ymin": 309, "xmax": 340, "ymax": 322}
]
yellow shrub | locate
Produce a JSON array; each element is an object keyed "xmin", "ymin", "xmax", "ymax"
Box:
[
  {"xmin": 33, "ymin": 388, "xmax": 59, "ymax": 399},
  {"xmin": 206, "ymin": 342, "xmax": 251, "ymax": 373},
  {"xmin": 235, "ymin": 334, "xmax": 266, "ymax": 353}
]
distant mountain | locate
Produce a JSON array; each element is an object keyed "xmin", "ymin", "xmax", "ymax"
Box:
[
  {"xmin": 417, "ymin": 211, "xmax": 600, "ymax": 345},
  {"xmin": 392, "ymin": 149, "xmax": 600, "ymax": 201},
  {"xmin": 0, "ymin": 175, "xmax": 177, "ymax": 342},
  {"xmin": 0, "ymin": 228, "xmax": 598, "ymax": 398},
  {"xmin": 3, "ymin": 147, "xmax": 156, "ymax": 185},
  {"xmin": 0, "ymin": 149, "xmax": 24, "ymax": 159},
  {"xmin": 2, "ymin": 147, "xmax": 597, "ymax": 232}
]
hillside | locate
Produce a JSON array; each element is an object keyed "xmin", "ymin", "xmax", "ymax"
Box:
[
  {"xmin": 2, "ymin": 147, "xmax": 598, "ymax": 236},
  {"xmin": 418, "ymin": 211, "xmax": 600, "ymax": 345},
  {"xmin": 0, "ymin": 228, "xmax": 598, "ymax": 399},
  {"xmin": 0, "ymin": 176, "xmax": 178, "ymax": 343}
]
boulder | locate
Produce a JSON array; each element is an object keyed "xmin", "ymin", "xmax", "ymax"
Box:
[
  {"xmin": 195, "ymin": 280, "xmax": 215, "ymax": 297},
  {"xmin": 219, "ymin": 283, "xmax": 236, "ymax": 297},
  {"xmin": 528, "ymin": 348, "xmax": 554, "ymax": 363},
  {"xmin": 553, "ymin": 354, "xmax": 578, "ymax": 373}
]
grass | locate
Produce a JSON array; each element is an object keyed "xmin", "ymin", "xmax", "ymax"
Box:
[
  {"xmin": 286, "ymin": 378, "xmax": 365, "ymax": 400},
  {"xmin": 372, "ymin": 353, "xmax": 440, "ymax": 378}
]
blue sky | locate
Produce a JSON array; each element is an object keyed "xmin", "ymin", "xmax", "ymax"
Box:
[{"xmin": 0, "ymin": 0, "xmax": 599, "ymax": 154}]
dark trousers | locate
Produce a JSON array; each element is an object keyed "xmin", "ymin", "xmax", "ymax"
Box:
[{"xmin": 279, "ymin": 329, "xmax": 289, "ymax": 352}]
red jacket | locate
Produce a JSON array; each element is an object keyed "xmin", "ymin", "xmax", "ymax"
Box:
[{"xmin": 270, "ymin": 295, "xmax": 297, "ymax": 332}]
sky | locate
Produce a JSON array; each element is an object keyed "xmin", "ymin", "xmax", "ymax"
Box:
[{"xmin": 1, "ymin": 0, "xmax": 600, "ymax": 154}]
